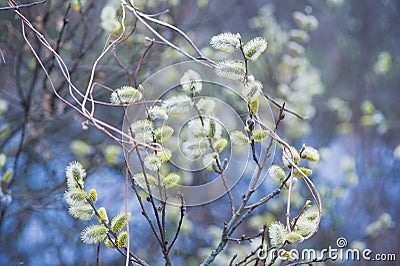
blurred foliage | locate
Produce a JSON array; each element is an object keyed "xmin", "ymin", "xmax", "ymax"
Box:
[{"xmin": 0, "ymin": 0, "xmax": 399, "ymax": 265}]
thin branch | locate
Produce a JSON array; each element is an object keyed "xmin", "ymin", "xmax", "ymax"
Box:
[
  {"xmin": 0, "ymin": 48, "xmax": 6, "ymax": 64},
  {"xmin": 144, "ymin": 9, "xmax": 170, "ymax": 17},
  {"xmin": 96, "ymin": 243, "xmax": 101, "ymax": 266},
  {"xmin": 227, "ymin": 231, "xmax": 262, "ymax": 243},
  {"xmin": 235, "ymin": 245, "xmax": 263, "ymax": 266},
  {"xmin": 263, "ymin": 92, "xmax": 306, "ymax": 120},
  {"xmin": 221, "ymin": 171, "xmax": 235, "ymax": 215},
  {"xmin": 11, "ymin": 6, "xmax": 158, "ymax": 149},
  {"xmin": 130, "ymin": 175, "xmax": 163, "ymax": 247},
  {"xmin": 1, "ymin": 0, "xmax": 46, "ymax": 10},
  {"xmin": 229, "ymin": 254, "xmax": 237, "ymax": 266},
  {"xmin": 167, "ymin": 192, "xmax": 185, "ymax": 252},
  {"xmin": 125, "ymin": 164, "xmax": 131, "ymax": 266},
  {"xmin": 112, "ymin": 49, "xmax": 134, "ymax": 86},
  {"xmin": 134, "ymin": 39, "xmax": 154, "ymax": 88},
  {"xmin": 287, "ymin": 256, "xmax": 335, "ymax": 266},
  {"xmin": 254, "ymin": 224, "xmax": 268, "ymax": 265},
  {"xmin": 290, "ymin": 198, "xmax": 310, "ymax": 231},
  {"xmin": 123, "ymin": 1, "xmax": 215, "ymax": 68}
]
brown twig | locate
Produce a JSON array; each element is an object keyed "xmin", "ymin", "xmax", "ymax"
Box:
[
  {"xmin": 123, "ymin": 0, "xmax": 215, "ymax": 68},
  {"xmin": 0, "ymin": 0, "xmax": 46, "ymax": 10},
  {"xmin": 263, "ymin": 92, "xmax": 306, "ymax": 120},
  {"xmin": 112, "ymin": 49, "xmax": 134, "ymax": 86},
  {"xmin": 134, "ymin": 39, "xmax": 155, "ymax": 88},
  {"xmin": 290, "ymin": 199, "xmax": 310, "ymax": 231},
  {"xmin": 287, "ymin": 256, "xmax": 335, "ymax": 266},
  {"xmin": 229, "ymin": 254, "xmax": 238, "ymax": 266},
  {"xmin": 96, "ymin": 243, "xmax": 101, "ymax": 266},
  {"xmin": 167, "ymin": 192, "xmax": 185, "ymax": 252}
]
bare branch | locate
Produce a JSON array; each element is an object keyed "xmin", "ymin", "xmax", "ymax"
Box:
[{"xmin": 1, "ymin": 0, "xmax": 46, "ymax": 11}]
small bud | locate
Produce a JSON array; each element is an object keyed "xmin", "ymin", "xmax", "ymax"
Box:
[
  {"xmin": 180, "ymin": 69, "xmax": 202, "ymax": 94},
  {"xmin": 98, "ymin": 207, "xmax": 109, "ymax": 224},
  {"xmin": 208, "ymin": 119, "xmax": 216, "ymax": 138},
  {"xmin": 162, "ymin": 173, "xmax": 180, "ymax": 189},
  {"xmin": 212, "ymin": 162, "xmax": 220, "ymax": 173},
  {"xmin": 293, "ymin": 167, "xmax": 312, "ymax": 178},
  {"xmin": 249, "ymin": 99, "xmax": 259, "ymax": 115},
  {"xmin": 213, "ymin": 138, "xmax": 228, "ymax": 152},
  {"xmin": 110, "ymin": 212, "xmax": 132, "ymax": 233},
  {"xmin": 251, "ymin": 129, "xmax": 269, "ymax": 142},
  {"xmin": 110, "ymin": 86, "xmax": 142, "ymax": 104},
  {"xmin": 268, "ymin": 164, "xmax": 286, "ymax": 183},
  {"xmin": 221, "ymin": 158, "xmax": 228, "ymax": 170},
  {"xmin": 245, "ymin": 118, "xmax": 254, "ymax": 131},
  {"xmin": 285, "ymin": 232, "xmax": 304, "ymax": 244},
  {"xmin": 88, "ymin": 189, "xmax": 97, "ymax": 202},
  {"xmin": 80, "ymin": 225, "xmax": 108, "ymax": 244},
  {"xmin": 154, "ymin": 126, "xmax": 174, "ymax": 143},
  {"xmin": 300, "ymin": 145, "xmax": 320, "ymax": 162},
  {"xmin": 211, "ymin": 152, "xmax": 219, "ymax": 160},
  {"xmin": 230, "ymin": 130, "xmax": 250, "ymax": 146},
  {"xmin": 0, "ymin": 153, "xmax": 6, "ymax": 168},
  {"xmin": 2, "ymin": 168, "xmax": 13, "ymax": 183},
  {"xmin": 117, "ymin": 231, "xmax": 128, "ymax": 248}
]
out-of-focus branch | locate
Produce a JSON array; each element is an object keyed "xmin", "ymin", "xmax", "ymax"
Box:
[
  {"xmin": 122, "ymin": 0, "xmax": 215, "ymax": 68},
  {"xmin": 0, "ymin": 0, "xmax": 46, "ymax": 10}
]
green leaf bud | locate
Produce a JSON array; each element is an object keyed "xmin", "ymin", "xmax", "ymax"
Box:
[
  {"xmin": 0, "ymin": 153, "xmax": 6, "ymax": 168},
  {"xmin": 154, "ymin": 126, "xmax": 174, "ymax": 143},
  {"xmin": 65, "ymin": 161, "xmax": 86, "ymax": 189},
  {"xmin": 88, "ymin": 188, "xmax": 97, "ymax": 202},
  {"xmin": 285, "ymin": 232, "xmax": 304, "ymax": 244},
  {"xmin": 243, "ymin": 37, "xmax": 268, "ymax": 61},
  {"xmin": 80, "ymin": 225, "xmax": 108, "ymax": 244},
  {"xmin": 293, "ymin": 167, "xmax": 312, "ymax": 178},
  {"xmin": 251, "ymin": 129, "xmax": 269, "ymax": 142},
  {"xmin": 110, "ymin": 212, "xmax": 132, "ymax": 233},
  {"xmin": 268, "ymin": 164, "xmax": 286, "ymax": 183},
  {"xmin": 110, "ymin": 86, "xmax": 142, "ymax": 104},
  {"xmin": 157, "ymin": 148, "xmax": 172, "ymax": 163},
  {"xmin": 213, "ymin": 138, "xmax": 228, "ymax": 152},
  {"xmin": 300, "ymin": 145, "xmax": 320, "ymax": 162},
  {"xmin": 162, "ymin": 173, "xmax": 180, "ymax": 189},
  {"xmin": 64, "ymin": 189, "xmax": 87, "ymax": 206},
  {"xmin": 117, "ymin": 231, "xmax": 128, "ymax": 248},
  {"xmin": 98, "ymin": 207, "xmax": 109, "ymax": 225},
  {"xmin": 269, "ymin": 221, "xmax": 286, "ymax": 247},
  {"xmin": 180, "ymin": 69, "xmax": 202, "ymax": 94},
  {"xmin": 249, "ymin": 98, "xmax": 259, "ymax": 115},
  {"xmin": 68, "ymin": 204, "xmax": 94, "ymax": 221},
  {"xmin": 210, "ymin": 32, "xmax": 241, "ymax": 53},
  {"xmin": 132, "ymin": 173, "xmax": 157, "ymax": 188},
  {"xmin": 230, "ymin": 130, "xmax": 249, "ymax": 146},
  {"xmin": 215, "ymin": 60, "xmax": 246, "ymax": 82}
]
